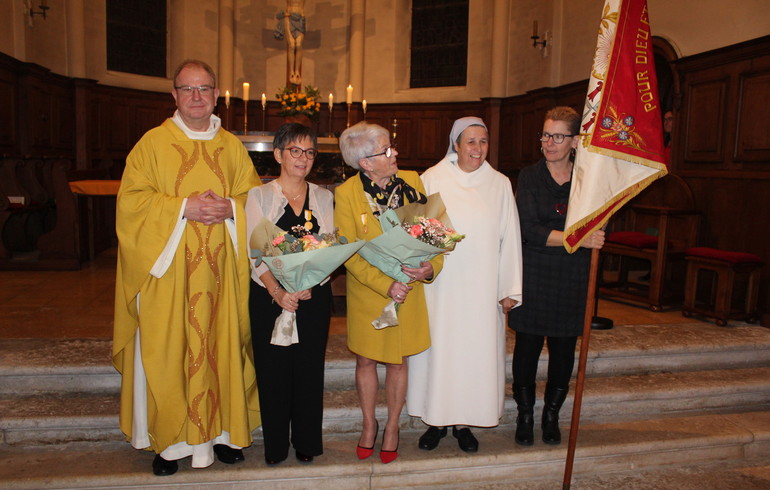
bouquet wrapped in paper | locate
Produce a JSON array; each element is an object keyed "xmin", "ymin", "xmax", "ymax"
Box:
[
  {"xmin": 357, "ymin": 193, "xmax": 464, "ymax": 328},
  {"xmin": 250, "ymin": 218, "xmax": 365, "ymax": 346}
]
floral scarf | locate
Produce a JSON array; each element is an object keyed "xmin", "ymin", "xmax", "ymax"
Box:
[{"xmin": 360, "ymin": 173, "xmax": 427, "ymax": 217}]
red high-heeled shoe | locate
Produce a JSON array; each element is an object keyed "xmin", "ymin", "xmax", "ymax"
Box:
[
  {"xmin": 379, "ymin": 426, "xmax": 400, "ymax": 464},
  {"xmin": 356, "ymin": 421, "xmax": 378, "ymax": 460}
]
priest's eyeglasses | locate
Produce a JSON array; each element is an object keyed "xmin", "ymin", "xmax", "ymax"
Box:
[
  {"xmin": 538, "ymin": 132, "xmax": 576, "ymax": 144},
  {"xmin": 174, "ymin": 85, "xmax": 215, "ymax": 96},
  {"xmin": 364, "ymin": 144, "xmax": 396, "ymax": 159},
  {"xmin": 282, "ymin": 147, "xmax": 317, "ymax": 159}
]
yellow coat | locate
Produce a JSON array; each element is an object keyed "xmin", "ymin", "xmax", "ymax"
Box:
[{"xmin": 334, "ymin": 171, "xmax": 443, "ymax": 364}]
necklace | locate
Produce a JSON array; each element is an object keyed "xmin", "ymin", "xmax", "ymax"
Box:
[{"xmin": 279, "ymin": 180, "xmax": 305, "ymax": 202}]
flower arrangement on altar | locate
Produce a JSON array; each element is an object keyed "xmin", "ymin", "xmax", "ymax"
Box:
[{"xmin": 276, "ymin": 85, "xmax": 322, "ymax": 119}]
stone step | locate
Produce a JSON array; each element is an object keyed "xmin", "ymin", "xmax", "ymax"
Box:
[
  {"xmin": 2, "ymin": 323, "xmax": 770, "ymax": 395},
  {"xmin": 0, "ymin": 411, "xmax": 768, "ymax": 489},
  {"xmin": 3, "ymin": 365, "xmax": 770, "ymax": 447}
]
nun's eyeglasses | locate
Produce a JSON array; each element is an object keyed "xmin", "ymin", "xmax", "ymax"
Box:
[{"xmin": 364, "ymin": 144, "xmax": 396, "ymax": 159}]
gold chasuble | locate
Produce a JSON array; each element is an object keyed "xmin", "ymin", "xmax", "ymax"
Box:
[{"xmin": 113, "ymin": 119, "xmax": 261, "ymax": 455}]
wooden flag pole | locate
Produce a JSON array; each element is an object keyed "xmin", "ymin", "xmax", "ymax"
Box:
[{"xmin": 562, "ymin": 247, "xmax": 600, "ymax": 489}]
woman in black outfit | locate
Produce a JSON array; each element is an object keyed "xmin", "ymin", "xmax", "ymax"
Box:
[
  {"xmin": 245, "ymin": 123, "xmax": 334, "ymax": 465},
  {"xmin": 508, "ymin": 107, "xmax": 605, "ymax": 446}
]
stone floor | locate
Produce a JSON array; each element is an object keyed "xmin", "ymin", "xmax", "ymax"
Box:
[
  {"xmin": 2, "ymin": 248, "xmax": 770, "ymax": 488},
  {"xmin": 0, "ymin": 247, "xmax": 695, "ymax": 341}
]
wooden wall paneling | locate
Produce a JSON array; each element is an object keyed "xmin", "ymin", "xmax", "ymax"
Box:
[
  {"xmin": 52, "ymin": 87, "xmax": 75, "ymax": 154},
  {"xmin": 25, "ymin": 77, "xmax": 53, "ymax": 151},
  {"xmin": 682, "ymin": 75, "xmax": 728, "ymax": 164},
  {"xmin": 497, "ymin": 106, "xmax": 518, "ymax": 173},
  {"xmin": 394, "ymin": 116, "xmax": 414, "ymax": 163},
  {"xmin": 134, "ymin": 104, "xmax": 166, "ymax": 142},
  {"xmin": 0, "ymin": 68, "xmax": 18, "ymax": 155},
  {"xmin": 735, "ymin": 69, "xmax": 770, "ymax": 164},
  {"xmin": 88, "ymin": 93, "xmax": 107, "ymax": 156},
  {"xmin": 520, "ymin": 107, "xmax": 541, "ymax": 165},
  {"xmin": 107, "ymin": 101, "xmax": 131, "ymax": 152},
  {"xmin": 416, "ymin": 115, "xmax": 441, "ymax": 162}
]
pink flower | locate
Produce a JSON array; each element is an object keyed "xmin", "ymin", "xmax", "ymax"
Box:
[
  {"xmin": 409, "ymin": 224, "xmax": 423, "ymax": 237},
  {"xmin": 272, "ymin": 234, "xmax": 286, "ymax": 246}
]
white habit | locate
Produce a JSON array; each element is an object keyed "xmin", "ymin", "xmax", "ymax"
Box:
[{"xmin": 407, "ymin": 155, "xmax": 523, "ymax": 427}]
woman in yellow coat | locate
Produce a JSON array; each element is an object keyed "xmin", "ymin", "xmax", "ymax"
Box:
[{"xmin": 335, "ymin": 122, "xmax": 443, "ymax": 464}]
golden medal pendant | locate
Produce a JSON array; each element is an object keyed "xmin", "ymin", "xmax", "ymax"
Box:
[
  {"xmin": 304, "ymin": 209, "xmax": 313, "ymax": 231},
  {"xmin": 360, "ymin": 213, "xmax": 368, "ymax": 234}
]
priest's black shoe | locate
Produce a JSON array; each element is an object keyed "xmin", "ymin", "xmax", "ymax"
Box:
[
  {"xmin": 214, "ymin": 444, "xmax": 245, "ymax": 464},
  {"xmin": 295, "ymin": 450, "xmax": 314, "ymax": 463},
  {"xmin": 418, "ymin": 425, "xmax": 447, "ymax": 450},
  {"xmin": 152, "ymin": 454, "xmax": 178, "ymax": 476},
  {"xmin": 452, "ymin": 426, "xmax": 479, "ymax": 453}
]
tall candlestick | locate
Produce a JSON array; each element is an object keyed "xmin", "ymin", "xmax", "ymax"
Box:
[
  {"xmin": 243, "ymin": 83, "xmax": 249, "ymax": 134},
  {"xmin": 225, "ymin": 90, "xmax": 230, "ymax": 108},
  {"xmin": 362, "ymin": 99, "xmax": 367, "ymax": 113},
  {"xmin": 328, "ymin": 93, "xmax": 334, "ymax": 110},
  {"xmin": 346, "ymin": 85, "xmax": 353, "ymax": 104},
  {"xmin": 261, "ymin": 93, "xmax": 267, "ymax": 110}
]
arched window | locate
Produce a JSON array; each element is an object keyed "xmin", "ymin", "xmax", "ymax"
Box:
[
  {"xmin": 107, "ymin": 1, "xmax": 167, "ymax": 78},
  {"xmin": 410, "ymin": 0, "xmax": 469, "ymax": 88}
]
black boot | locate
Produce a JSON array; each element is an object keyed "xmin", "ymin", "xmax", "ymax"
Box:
[
  {"xmin": 542, "ymin": 384, "xmax": 569, "ymax": 445},
  {"xmin": 513, "ymin": 384, "xmax": 536, "ymax": 446}
]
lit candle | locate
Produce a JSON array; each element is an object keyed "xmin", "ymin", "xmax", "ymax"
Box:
[
  {"xmin": 243, "ymin": 82, "xmax": 250, "ymax": 101},
  {"xmin": 362, "ymin": 99, "xmax": 367, "ymax": 113},
  {"xmin": 261, "ymin": 93, "xmax": 267, "ymax": 110},
  {"xmin": 225, "ymin": 90, "xmax": 230, "ymax": 108},
  {"xmin": 328, "ymin": 93, "xmax": 334, "ymax": 110},
  {"xmin": 532, "ymin": 20, "xmax": 538, "ymax": 37},
  {"xmin": 346, "ymin": 85, "xmax": 353, "ymax": 104}
]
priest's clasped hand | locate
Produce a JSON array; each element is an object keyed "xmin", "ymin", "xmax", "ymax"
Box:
[{"xmin": 185, "ymin": 190, "xmax": 234, "ymax": 225}]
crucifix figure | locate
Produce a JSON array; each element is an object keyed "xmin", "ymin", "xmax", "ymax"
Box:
[{"xmin": 274, "ymin": 0, "xmax": 306, "ymax": 86}]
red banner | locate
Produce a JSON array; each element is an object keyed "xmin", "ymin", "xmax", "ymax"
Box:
[{"xmin": 563, "ymin": 0, "xmax": 667, "ymax": 252}]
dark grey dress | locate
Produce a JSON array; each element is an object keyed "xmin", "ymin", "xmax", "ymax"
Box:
[{"xmin": 507, "ymin": 159, "xmax": 591, "ymax": 337}]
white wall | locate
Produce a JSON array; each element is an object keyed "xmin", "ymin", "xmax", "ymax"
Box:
[{"xmin": 1, "ymin": 0, "xmax": 768, "ymax": 101}]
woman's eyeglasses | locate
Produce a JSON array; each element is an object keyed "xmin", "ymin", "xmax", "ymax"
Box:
[
  {"xmin": 282, "ymin": 147, "xmax": 317, "ymax": 159},
  {"xmin": 538, "ymin": 132, "xmax": 576, "ymax": 144},
  {"xmin": 364, "ymin": 144, "xmax": 396, "ymax": 159}
]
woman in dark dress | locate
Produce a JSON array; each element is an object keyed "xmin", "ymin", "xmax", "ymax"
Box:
[
  {"xmin": 245, "ymin": 123, "xmax": 334, "ymax": 465},
  {"xmin": 507, "ymin": 106, "xmax": 605, "ymax": 446}
]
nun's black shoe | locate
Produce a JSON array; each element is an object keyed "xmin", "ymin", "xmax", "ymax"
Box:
[
  {"xmin": 152, "ymin": 454, "xmax": 178, "ymax": 476},
  {"xmin": 214, "ymin": 444, "xmax": 245, "ymax": 464},
  {"xmin": 452, "ymin": 426, "xmax": 479, "ymax": 453}
]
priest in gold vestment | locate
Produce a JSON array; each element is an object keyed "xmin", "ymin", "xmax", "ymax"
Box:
[{"xmin": 113, "ymin": 60, "xmax": 261, "ymax": 476}]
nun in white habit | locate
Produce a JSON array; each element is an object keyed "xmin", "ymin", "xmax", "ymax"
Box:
[{"xmin": 406, "ymin": 116, "xmax": 523, "ymax": 452}]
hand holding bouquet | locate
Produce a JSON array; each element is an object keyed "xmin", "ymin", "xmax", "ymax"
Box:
[
  {"xmin": 250, "ymin": 218, "xmax": 365, "ymax": 345},
  {"xmin": 357, "ymin": 193, "xmax": 465, "ymax": 328}
]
